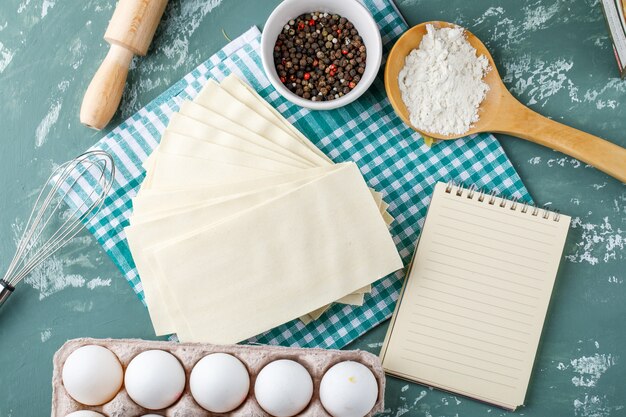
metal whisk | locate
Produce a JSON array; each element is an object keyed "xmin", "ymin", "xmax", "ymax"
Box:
[{"xmin": 0, "ymin": 150, "xmax": 115, "ymax": 309}]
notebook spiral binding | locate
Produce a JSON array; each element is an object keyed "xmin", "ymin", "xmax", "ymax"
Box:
[{"xmin": 444, "ymin": 181, "xmax": 562, "ymax": 222}]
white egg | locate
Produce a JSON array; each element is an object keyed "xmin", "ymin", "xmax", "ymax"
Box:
[
  {"xmin": 124, "ymin": 350, "xmax": 186, "ymax": 410},
  {"xmin": 254, "ymin": 359, "xmax": 313, "ymax": 417},
  {"xmin": 62, "ymin": 345, "xmax": 123, "ymax": 406},
  {"xmin": 65, "ymin": 412, "xmax": 106, "ymax": 417},
  {"xmin": 190, "ymin": 353, "xmax": 250, "ymax": 412},
  {"xmin": 320, "ymin": 361, "xmax": 378, "ymax": 417}
]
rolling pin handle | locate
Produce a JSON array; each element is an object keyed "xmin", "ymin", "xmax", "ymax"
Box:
[{"xmin": 80, "ymin": 44, "xmax": 135, "ymax": 130}]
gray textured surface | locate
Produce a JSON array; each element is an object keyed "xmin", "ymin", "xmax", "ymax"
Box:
[{"xmin": 0, "ymin": 0, "xmax": 624, "ymax": 416}]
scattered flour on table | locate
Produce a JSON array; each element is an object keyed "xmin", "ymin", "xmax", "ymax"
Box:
[
  {"xmin": 566, "ymin": 216, "xmax": 624, "ymax": 265},
  {"xmin": 0, "ymin": 41, "xmax": 15, "ymax": 73},
  {"xmin": 11, "ymin": 219, "xmax": 112, "ymax": 299},
  {"xmin": 35, "ymin": 100, "xmax": 61, "ymax": 147},
  {"xmin": 17, "ymin": 0, "xmax": 32, "ymax": 14},
  {"xmin": 87, "ymin": 277, "xmax": 111, "ymax": 290},
  {"xmin": 41, "ymin": 328, "xmax": 52, "ymax": 342},
  {"xmin": 120, "ymin": 0, "xmax": 222, "ymax": 118},
  {"xmin": 41, "ymin": 0, "xmax": 56, "ymax": 18},
  {"xmin": 502, "ymin": 55, "xmax": 576, "ymax": 106},
  {"xmin": 570, "ymin": 353, "xmax": 617, "ymax": 387},
  {"xmin": 573, "ymin": 394, "xmax": 624, "ymax": 417},
  {"xmin": 583, "ymin": 78, "xmax": 626, "ymax": 110},
  {"xmin": 24, "ymin": 256, "xmax": 85, "ymax": 300},
  {"xmin": 64, "ymin": 300, "xmax": 95, "ymax": 313},
  {"xmin": 398, "ymin": 24, "xmax": 490, "ymax": 136}
]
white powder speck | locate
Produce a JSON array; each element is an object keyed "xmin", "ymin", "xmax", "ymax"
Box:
[
  {"xmin": 40, "ymin": 328, "xmax": 52, "ymax": 342},
  {"xmin": 35, "ymin": 101, "xmax": 62, "ymax": 147},
  {"xmin": 570, "ymin": 354, "xmax": 616, "ymax": 387},
  {"xmin": 594, "ymin": 99, "xmax": 617, "ymax": 110},
  {"xmin": 17, "ymin": 0, "xmax": 31, "ymax": 14},
  {"xmin": 503, "ymin": 56, "xmax": 576, "ymax": 106},
  {"xmin": 69, "ymin": 37, "xmax": 86, "ymax": 70},
  {"xmin": 473, "ymin": 7, "xmax": 505, "ymax": 26},
  {"xmin": 41, "ymin": 0, "xmax": 55, "ymax": 18},
  {"xmin": 398, "ymin": 24, "xmax": 490, "ymax": 135},
  {"xmin": 0, "ymin": 41, "xmax": 15, "ymax": 73},
  {"xmin": 583, "ymin": 79, "xmax": 626, "ymax": 110},
  {"xmin": 573, "ymin": 394, "xmax": 624, "ymax": 417},
  {"xmin": 566, "ymin": 216, "xmax": 624, "ymax": 265},
  {"xmin": 64, "ymin": 300, "xmax": 94, "ymax": 312},
  {"xmin": 24, "ymin": 256, "xmax": 85, "ymax": 300},
  {"xmin": 57, "ymin": 80, "xmax": 70, "ymax": 92},
  {"xmin": 593, "ymin": 35, "xmax": 608, "ymax": 47},
  {"xmin": 573, "ymin": 395, "xmax": 600, "ymax": 417},
  {"xmin": 11, "ymin": 221, "xmax": 101, "ymax": 299},
  {"xmin": 87, "ymin": 277, "xmax": 111, "ymax": 290},
  {"xmin": 523, "ymin": 3, "xmax": 560, "ymax": 31},
  {"xmin": 94, "ymin": 3, "xmax": 114, "ymax": 12},
  {"xmin": 546, "ymin": 156, "xmax": 582, "ymax": 169},
  {"xmin": 414, "ymin": 390, "xmax": 427, "ymax": 405},
  {"xmin": 473, "ymin": 4, "xmax": 556, "ymax": 52},
  {"xmin": 120, "ymin": 0, "xmax": 222, "ymax": 118},
  {"xmin": 160, "ymin": 0, "xmax": 223, "ymax": 67},
  {"xmin": 394, "ymin": 406, "xmax": 410, "ymax": 417}
]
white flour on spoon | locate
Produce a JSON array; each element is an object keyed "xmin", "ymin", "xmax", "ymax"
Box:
[{"xmin": 398, "ymin": 24, "xmax": 490, "ymax": 136}]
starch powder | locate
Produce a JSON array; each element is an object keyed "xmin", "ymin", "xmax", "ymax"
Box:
[{"xmin": 398, "ymin": 24, "xmax": 490, "ymax": 136}]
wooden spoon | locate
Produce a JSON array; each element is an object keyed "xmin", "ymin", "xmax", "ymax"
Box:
[{"xmin": 385, "ymin": 21, "xmax": 626, "ymax": 183}]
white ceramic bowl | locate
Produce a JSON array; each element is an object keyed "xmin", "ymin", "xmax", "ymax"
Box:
[{"xmin": 260, "ymin": 0, "xmax": 383, "ymax": 110}]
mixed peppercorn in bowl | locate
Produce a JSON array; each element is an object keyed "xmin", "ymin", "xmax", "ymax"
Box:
[
  {"xmin": 260, "ymin": 0, "xmax": 382, "ymax": 110},
  {"xmin": 273, "ymin": 12, "xmax": 367, "ymax": 102}
]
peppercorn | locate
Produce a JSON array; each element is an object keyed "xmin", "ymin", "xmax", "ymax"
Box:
[{"xmin": 272, "ymin": 11, "xmax": 367, "ymax": 101}]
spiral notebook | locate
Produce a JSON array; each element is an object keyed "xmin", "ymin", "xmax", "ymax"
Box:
[{"xmin": 380, "ymin": 182, "xmax": 571, "ymax": 410}]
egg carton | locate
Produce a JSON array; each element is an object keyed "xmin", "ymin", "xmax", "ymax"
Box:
[{"xmin": 52, "ymin": 338, "xmax": 385, "ymax": 417}]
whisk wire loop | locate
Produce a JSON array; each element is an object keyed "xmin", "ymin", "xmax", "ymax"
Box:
[{"xmin": 1, "ymin": 150, "xmax": 115, "ymax": 301}]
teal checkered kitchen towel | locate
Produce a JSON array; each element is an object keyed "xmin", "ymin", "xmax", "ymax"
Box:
[{"xmin": 64, "ymin": 0, "xmax": 531, "ymax": 349}]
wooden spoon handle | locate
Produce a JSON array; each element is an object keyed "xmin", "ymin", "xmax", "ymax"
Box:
[{"xmin": 495, "ymin": 99, "xmax": 626, "ymax": 183}]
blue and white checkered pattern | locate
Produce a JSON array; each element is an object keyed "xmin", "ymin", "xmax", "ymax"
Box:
[{"xmin": 63, "ymin": 0, "xmax": 532, "ymax": 349}]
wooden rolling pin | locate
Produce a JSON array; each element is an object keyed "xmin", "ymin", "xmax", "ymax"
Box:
[{"xmin": 81, "ymin": 0, "xmax": 168, "ymax": 130}]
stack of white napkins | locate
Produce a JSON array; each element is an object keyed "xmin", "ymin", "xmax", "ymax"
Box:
[{"xmin": 125, "ymin": 74, "xmax": 403, "ymax": 344}]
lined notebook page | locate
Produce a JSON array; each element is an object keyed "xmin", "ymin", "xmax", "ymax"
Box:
[{"xmin": 380, "ymin": 182, "xmax": 570, "ymax": 410}]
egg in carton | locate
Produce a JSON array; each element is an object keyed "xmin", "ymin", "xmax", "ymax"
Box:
[{"xmin": 52, "ymin": 338, "xmax": 386, "ymax": 417}]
